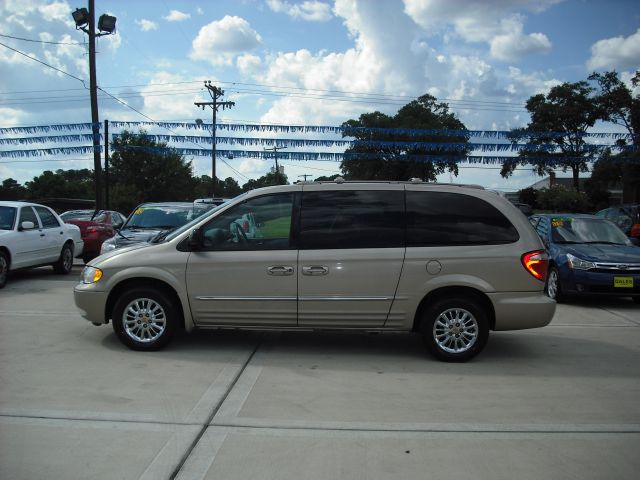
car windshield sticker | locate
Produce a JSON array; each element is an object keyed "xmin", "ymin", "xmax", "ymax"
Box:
[
  {"xmin": 551, "ymin": 218, "xmax": 572, "ymax": 228},
  {"xmin": 134, "ymin": 208, "xmax": 144, "ymax": 215}
]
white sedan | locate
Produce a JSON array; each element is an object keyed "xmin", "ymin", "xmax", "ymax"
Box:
[{"xmin": 0, "ymin": 201, "xmax": 84, "ymax": 288}]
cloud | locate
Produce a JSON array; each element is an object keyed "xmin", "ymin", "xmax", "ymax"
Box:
[
  {"xmin": 135, "ymin": 19, "xmax": 158, "ymax": 32},
  {"xmin": 239, "ymin": 157, "xmax": 268, "ymax": 175},
  {"xmin": 403, "ymin": 0, "xmax": 557, "ymax": 60},
  {"xmin": 237, "ymin": 54, "xmax": 262, "ymax": 76},
  {"xmin": 266, "ymin": 0, "xmax": 333, "ymax": 22},
  {"xmin": 191, "ymin": 16, "xmax": 262, "ymax": 66},
  {"xmin": 587, "ymin": 29, "xmax": 640, "ymax": 71},
  {"xmin": 489, "ymin": 17, "xmax": 551, "ymax": 61},
  {"xmin": 163, "ymin": 10, "xmax": 191, "ymax": 22}
]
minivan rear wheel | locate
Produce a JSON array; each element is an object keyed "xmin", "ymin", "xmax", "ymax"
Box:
[
  {"xmin": 420, "ymin": 297, "xmax": 489, "ymax": 362},
  {"xmin": 112, "ymin": 287, "xmax": 177, "ymax": 351}
]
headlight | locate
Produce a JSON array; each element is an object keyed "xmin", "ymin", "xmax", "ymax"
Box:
[
  {"xmin": 100, "ymin": 239, "xmax": 116, "ymax": 254},
  {"xmin": 81, "ymin": 266, "xmax": 103, "ymax": 284},
  {"xmin": 566, "ymin": 253, "xmax": 595, "ymax": 270}
]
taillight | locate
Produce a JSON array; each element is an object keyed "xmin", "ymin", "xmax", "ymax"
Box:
[
  {"xmin": 630, "ymin": 223, "xmax": 640, "ymax": 237},
  {"xmin": 521, "ymin": 250, "xmax": 549, "ymax": 281},
  {"xmin": 86, "ymin": 226, "xmax": 105, "ymax": 234}
]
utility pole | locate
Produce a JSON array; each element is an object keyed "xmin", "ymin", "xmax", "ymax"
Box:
[
  {"xmin": 87, "ymin": 0, "xmax": 102, "ymax": 210},
  {"xmin": 104, "ymin": 119, "xmax": 109, "ymax": 209},
  {"xmin": 264, "ymin": 146, "xmax": 286, "ymax": 185},
  {"xmin": 195, "ymin": 81, "xmax": 235, "ymax": 197},
  {"xmin": 298, "ymin": 174, "xmax": 312, "ymax": 182}
]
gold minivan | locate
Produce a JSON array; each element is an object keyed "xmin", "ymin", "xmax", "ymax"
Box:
[{"xmin": 74, "ymin": 180, "xmax": 555, "ymax": 361}]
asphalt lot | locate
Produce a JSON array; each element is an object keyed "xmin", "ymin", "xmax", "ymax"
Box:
[{"xmin": 1, "ymin": 264, "xmax": 639, "ymax": 480}]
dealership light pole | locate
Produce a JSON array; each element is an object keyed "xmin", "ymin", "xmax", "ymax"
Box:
[{"xmin": 71, "ymin": 0, "xmax": 116, "ymax": 210}]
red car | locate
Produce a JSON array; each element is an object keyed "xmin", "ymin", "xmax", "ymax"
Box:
[{"xmin": 60, "ymin": 210, "xmax": 126, "ymax": 262}]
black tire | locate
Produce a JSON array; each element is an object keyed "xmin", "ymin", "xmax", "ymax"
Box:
[
  {"xmin": 53, "ymin": 242, "xmax": 74, "ymax": 274},
  {"xmin": 420, "ymin": 297, "xmax": 489, "ymax": 362},
  {"xmin": 0, "ymin": 251, "xmax": 8, "ymax": 289},
  {"xmin": 545, "ymin": 266, "xmax": 563, "ymax": 302},
  {"xmin": 112, "ymin": 287, "xmax": 178, "ymax": 351}
]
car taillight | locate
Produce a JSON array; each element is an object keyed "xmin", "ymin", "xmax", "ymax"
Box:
[
  {"xmin": 631, "ymin": 223, "xmax": 640, "ymax": 237},
  {"xmin": 86, "ymin": 226, "xmax": 105, "ymax": 233},
  {"xmin": 521, "ymin": 250, "xmax": 549, "ymax": 281}
]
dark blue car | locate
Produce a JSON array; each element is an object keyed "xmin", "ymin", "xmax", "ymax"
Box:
[{"xmin": 529, "ymin": 214, "xmax": 640, "ymax": 303}]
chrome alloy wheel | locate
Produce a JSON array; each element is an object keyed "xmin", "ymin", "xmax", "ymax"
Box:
[
  {"xmin": 547, "ymin": 269, "xmax": 559, "ymax": 299},
  {"xmin": 122, "ymin": 297, "xmax": 167, "ymax": 343},
  {"xmin": 433, "ymin": 307, "xmax": 479, "ymax": 354}
]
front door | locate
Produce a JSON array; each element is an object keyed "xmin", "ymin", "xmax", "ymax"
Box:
[
  {"xmin": 12, "ymin": 206, "xmax": 48, "ymax": 268},
  {"xmin": 186, "ymin": 190, "xmax": 300, "ymax": 326},
  {"xmin": 297, "ymin": 186, "xmax": 405, "ymax": 328}
]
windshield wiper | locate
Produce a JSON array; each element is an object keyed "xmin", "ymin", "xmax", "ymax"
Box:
[
  {"xmin": 151, "ymin": 228, "xmax": 176, "ymax": 243},
  {"xmin": 117, "ymin": 229, "xmax": 132, "ymax": 240},
  {"xmin": 554, "ymin": 240, "xmax": 582, "ymax": 244},
  {"xmin": 583, "ymin": 241, "xmax": 626, "ymax": 245}
]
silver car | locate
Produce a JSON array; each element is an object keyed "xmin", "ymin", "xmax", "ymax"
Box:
[{"xmin": 74, "ymin": 180, "xmax": 555, "ymax": 361}]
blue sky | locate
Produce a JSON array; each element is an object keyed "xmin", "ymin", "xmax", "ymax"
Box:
[{"xmin": 1, "ymin": 0, "xmax": 639, "ymax": 191}]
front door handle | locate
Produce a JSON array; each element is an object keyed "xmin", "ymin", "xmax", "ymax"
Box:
[
  {"xmin": 267, "ymin": 265, "xmax": 294, "ymax": 276},
  {"xmin": 302, "ymin": 265, "xmax": 329, "ymax": 276}
]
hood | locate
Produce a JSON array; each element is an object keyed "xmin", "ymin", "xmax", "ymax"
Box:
[
  {"xmin": 111, "ymin": 227, "xmax": 168, "ymax": 247},
  {"xmin": 560, "ymin": 243, "xmax": 640, "ymax": 263},
  {"xmin": 90, "ymin": 242, "xmax": 152, "ymax": 265}
]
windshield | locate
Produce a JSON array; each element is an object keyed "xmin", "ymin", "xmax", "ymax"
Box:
[
  {"xmin": 0, "ymin": 206, "xmax": 17, "ymax": 230},
  {"xmin": 124, "ymin": 205, "xmax": 204, "ymax": 229},
  {"xmin": 551, "ymin": 217, "xmax": 631, "ymax": 245},
  {"xmin": 164, "ymin": 193, "xmax": 248, "ymax": 242},
  {"xmin": 61, "ymin": 210, "xmax": 106, "ymax": 222}
]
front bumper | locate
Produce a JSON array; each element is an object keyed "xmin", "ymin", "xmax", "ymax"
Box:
[
  {"xmin": 561, "ymin": 269, "xmax": 640, "ymax": 297},
  {"xmin": 74, "ymin": 285, "xmax": 109, "ymax": 325},
  {"xmin": 488, "ymin": 292, "xmax": 556, "ymax": 331}
]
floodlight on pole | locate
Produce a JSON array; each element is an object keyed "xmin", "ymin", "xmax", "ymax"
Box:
[{"xmin": 70, "ymin": 0, "xmax": 117, "ymax": 211}]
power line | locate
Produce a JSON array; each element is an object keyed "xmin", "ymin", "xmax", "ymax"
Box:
[
  {"xmin": 0, "ymin": 33, "xmax": 84, "ymax": 46},
  {"xmin": 0, "ymin": 41, "xmax": 87, "ymax": 85}
]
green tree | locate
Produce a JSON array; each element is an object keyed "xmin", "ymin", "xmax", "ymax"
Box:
[
  {"xmin": 108, "ymin": 130, "xmax": 196, "ymax": 213},
  {"xmin": 24, "ymin": 169, "xmax": 93, "ymax": 199},
  {"xmin": 0, "ymin": 178, "xmax": 27, "ymax": 200},
  {"xmin": 501, "ymin": 81, "xmax": 601, "ymax": 191},
  {"xmin": 193, "ymin": 175, "xmax": 242, "ymax": 198},
  {"xmin": 588, "ymin": 70, "xmax": 640, "ymax": 203},
  {"xmin": 314, "ymin": 174, "xmax": 341, "ymax": 181},
  {"xmin": 340, "ymin": 94, "xmax": 468, "ymax": 181},
  {"xmin": 242, "ymin": 171, "xmax": 289, "ymax": 191}
]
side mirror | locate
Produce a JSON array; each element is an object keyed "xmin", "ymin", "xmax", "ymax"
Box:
[
  {"xmin": 19, "ymin": 221, "xmax": 35, "ymax": 231},
  {"xmin": 188, "ymin": 228, "xmax": 203, "ymax": 250}
]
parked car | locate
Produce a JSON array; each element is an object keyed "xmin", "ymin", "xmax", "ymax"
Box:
[
  {"xmin": 75, "ymin": 181, "xmax": 555, "ymax": 362},
  {"xmin": 511, "ymin": 202, "xmax": 533, "ymax": 217},
  {"xmin": 0, "ymin": 201, "xmax": 83, "ymax": 288},
  {"xmin": 529, "ymin": 213, "xmax": 640, "ymax": 303},
  {"xmin": 60, "ymin": 209, "xmax": 126, "ymax": 263},
  {"xmin": 99, "ymin": 202, "xmax": 214, "ymax": 254},
  {"xmin": 595, "ymin": 204, "xmax": 640, "ymax": 245}
]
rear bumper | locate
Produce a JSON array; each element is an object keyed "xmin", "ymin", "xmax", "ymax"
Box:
[{"xmin": 488, "ymin": 292, "xmax": 556, "ymax": 331}]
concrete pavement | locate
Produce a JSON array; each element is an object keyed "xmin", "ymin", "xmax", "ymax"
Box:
[{"xmin": 1, "ymin": 266, "xmax": 639, "ymax": 479}]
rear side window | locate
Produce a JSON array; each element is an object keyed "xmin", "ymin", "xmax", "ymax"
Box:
[
  {"xmin": 406, "ymin": 191, "xmax": 519, "ymax": 246},
  {"xmin": 300, "ymin": 190, "xmax": 404, "ymax": 249},
  {"xmin": 34, "ymin": 206, "xmax": 60, "ymax": 228}
]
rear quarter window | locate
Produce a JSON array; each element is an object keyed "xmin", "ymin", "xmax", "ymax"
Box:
[{"xmin": 406, "ymin": 191, "xmax": 519, "ymax": 246}]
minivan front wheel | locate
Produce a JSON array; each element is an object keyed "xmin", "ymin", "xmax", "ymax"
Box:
[
  {"xmin": 421, "ymin": 298, "xmax": 489, "ymax": 362},
  {"xmin": 112, "ymin": 288, "xmax": 177, "ymax": 351}
]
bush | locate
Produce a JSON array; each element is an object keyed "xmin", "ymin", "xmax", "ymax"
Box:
[{"xmin": 537, "ymin": 185, "xmax": 590, "ymax": 213}]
